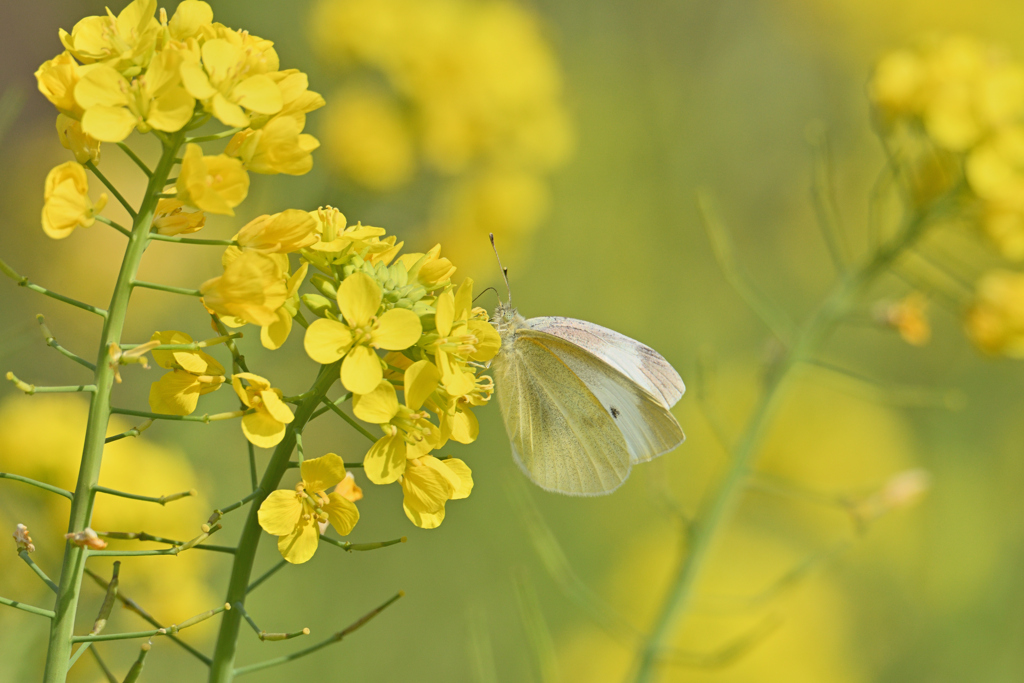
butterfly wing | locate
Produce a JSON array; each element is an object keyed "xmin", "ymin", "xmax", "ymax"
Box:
[
  {"xmin": 527, "ymin": 317, "xmax": 685, "ymax": 409},
  {"xmin": 492, "ymin": 330, "xmax": 633, "ymax": 496},
  {"xmin": 524, "ymin": 328, "xmax": 685, "ymax": 465}
]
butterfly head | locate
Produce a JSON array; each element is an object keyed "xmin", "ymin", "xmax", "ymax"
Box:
[{"xmin": 492, "ymin": 301, "xmax": 525, "ymax": 337}]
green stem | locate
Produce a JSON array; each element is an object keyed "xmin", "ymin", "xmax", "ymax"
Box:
[
  {"xmin": 0, "ymin": 594, "xmax": 54, "ymax": 618},
  {"xmin": 42, "ymin": 130, "xmax": 185, "ymax": 683},
  {"xmin": 93, "ymin": 215, "xmax": 130, "ymax": 238},
  {"xmin": 245, "ymin": 559, "xmax": 287, "ymax": 595},
  {"xmin": 319, "ymin": 397, "xmax": 376, "ymax": 442},
  {"xmin": 149, "ymin": 234, "xmax": 238, "ymax": 246},
  {"xmin": 85, "ymin": 161, "xmax": 136, "ymax": 219},
  {"xmin": 110, "ymin": 407, "xmax": 244, "ymax": 422},
  {"xmin": 116, "ymin": 142, "xmax": 152, "ymax": 176},
  {"xmin": 94, "ymin": 486, "xmax": 195, "ymax": 505},
  {"xmin": 132, "ymin": 280, "xmax": 202, "ymax": 297},
  {"xmin": 208, "ymin": 361, "xmax": 341, "ymax": 683},
  {"xmin": 186, "ymin": 128, "xmax": 243, "ymax": 144},
  {"xmin": 19, "ymin": 550, "xmax": 59, "ymax": 593},
  {"xmin": 37, "ymin": 315, "xmax": 96, "ymax": 371},
  {"xmin": 0, "ymin": 257, "xmax": 107, "ymax": 317},
  {"xmin": 0, "ymin": 472, "xmax": 74, "ymax": 500},
  {"xmin": 630, "ymin": 189, "xmax": 954, "ymax": 683}
]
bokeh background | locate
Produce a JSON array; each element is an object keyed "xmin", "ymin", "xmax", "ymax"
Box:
[{"xmin": 3, "ymin": 1, "xmax": 1024, "ymax": 681}]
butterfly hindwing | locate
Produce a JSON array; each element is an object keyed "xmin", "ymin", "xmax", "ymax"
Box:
[
  {"xmin": 492, "ymin": 330, "xmax": 633, "ymax": 496},
  {"xmin": 523, "ymin": 328, "xmax": 685, "ymax": 465}
]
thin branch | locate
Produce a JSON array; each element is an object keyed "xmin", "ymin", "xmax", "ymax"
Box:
[
  {"xmin": 36, "ymin": 315, "xmax": 96, "ymax": 371},
  {"xmin": 93, "ymin": 215, "xmax": 131, "ymax": 237},
  {"xmin": 71, "ymin": 603, "xmax": 230, "ymax": 642},
  {"xmin": 90, "ymin": 647, "xmax": 118, "ymax": 683},
  {"xmin": 319, "ymin": 397, "xmax": 377, "ymax": 442},
  {"xmin": 0, "ymin": 594, "xmax": 54, "ymax": 618},
  {"xmin": 132, "ymin": 280, "xmax": 202, "ymax": 297},
  {"xmin": 6, "ymin": 372, "xmax": 94, "ymax": 394},
  {"xmin": 95, "ymin": 531, "xmax": 236, "ymax": 554},
  {"xmin": 309, "ymin": 392, "xmax": 352, "ymax": 421},
  {"xmin": 18, "ymin": 550, "xmax": 58, "ymax": 593},
  {"xmin": 246, "ymin": 559, "xmax": 288, "ymax": 595},
  {"xmin": 807, "ymin": 123, "xmax": 852, "ymax": 271},
  {"xmin": 206, "ymin": 489, "xmax": 262, "ymax": 527},
  {"xmin": 232, "ymin": 592, "xmax": 404, "ymax": 677},
  {"xmin": 120, "ymin": 333, "xmax": 242, "ymax": 351},
  {"xmin": 85, "ymin": 161, "xmax": 136, "ymax": 218},
  {"xmin": 234, "ymin": 602, "xmax": 309, "ymax": 642},
  {"xmin": 90, "ymin": 561, "xmax": 120, "ymax": 635},
  {"xmin": 89, "ymin": 523, "xmax": 222, "ymax": 557},
  {"xmin": 104, "ymin": 420, "xmax": 153, "ymax": 444},
  {"xmin": 122, "ymin": 641, "xmax": 152, "ymax": 683},
  {"xmin": 318, "ymin": 535, "xmax": 407, "ymax": 553},
  {"xmin": 116, "ymin": 142, "xmax": 152, "ymax": 176},
  {"xmin": 0, "ymin": 472, "xmax": 74, "ymax": 500},
  {"xmin": 149, "ymin": 234, "xmax": 238, "ymax": 246},
  {"xmin": 0, "ymin": 257, "xmax": 108, "ymax": 317},
  {"xmin": 94, "ymin": 486, "xmax": 196, "ymax": 506},
  {"xmin": 695, "ymin": 191, "xmax": 794, "ymax": 343},
  {"xmin": 67, "ymin": 642, "xmax": 93, "ymax": 669},
  {"xmin": 84, "ymin": 569, "xmax": 211, "ymax": 665},
  {"xmin": 109, "ymin": 407, "xmax": 245, "ymax": 423},
  {"xmin": 186, "ymin": 127, "xmax": 243, "ymax": 144}
]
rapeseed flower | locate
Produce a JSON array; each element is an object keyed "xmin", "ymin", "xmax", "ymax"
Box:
[
  {"xmin": 41, "ymin": 161, "xmax": 107, "ymax": 239},
  {"xmin": 232, "ymin": 372, "xmax": 294, "ymax": 447},
  {"xmin": 148, "ymin": 330, "xmax": 225, "ymax": 415},
  {"xmin": 401, "ymin": 455, "xmax": 472, "ymax": 529},
  {"xmin": 59, "ymin": 0, "xmax": 160, "ymax": 74},
  {"xmin": 176, "ymin": 143, "xmax": 250, "ymax": 215},
  {"xmin": 201, "ymin": 251, "xmax": 288, "ymax": 327},
  {"xmin": 257, "ymin": 453, "xmax": 359, "ymax": 563},
  {"xmin": 235, "ymin": 210, "xmax": 319, "ymax": 253},
  {"xmin": 179, "ymin": 35, "xmax": 282, "ymax": 128},
  {"xmin": 303, "ymin": 272, "xmax": 422, "ymax": 394},
  {"xmin": 966, "ymin": 270, "xmax": 1024, "ymax": 357},
  {"xmin": 225, "ymin": 116, "xmax": 320, "ymax": 175},
  {"xmin": 152, "ymin": 198, "xmax": 205, "ymax": 236}
]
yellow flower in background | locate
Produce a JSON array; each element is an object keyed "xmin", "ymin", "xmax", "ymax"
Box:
[
  {"xmin": 235, "ymin": 209, "xmax": 320, "ymax": 253},
  {"xmin": 966, "ymin": 126, "xmax": 1024, "ymax": 206},
  {"xmin": 59, "ymin": 0, "xmax": 160, "ymax": 74},
  {"xmin": 303, "ymin": 272, "xmax": 422, "ymax": 394},
  {"xmin": 226, "ymin": 115, "xmax": 321, "ymax": 175},
  {"xmin": 321, "ymin": 86, "xmax": 415, "ymax": 191},
  {"xmin": 152, "ymin": 198, "xmax": 205, "ymax": 235},
  {"xmin": 232, "ymin": 372, "xmax": 294, "ymax": 448},
  {"xmin": 201, "ymin": 251, "xmax": 289, "ymax": 326},
  {"xmin": 401, "ymin": 455, "xmax": 472, "ymax": 529},
  {"xmin": 179, "ymin": 36, "xmax": 283, "ymax": 127},
  {"xmin": 878, "ymin": 292, "xmax": 931, "ymax": 346},
  {"xmin": 981, "ymin": 204, "xmax": 1024, "ymax": 260},
  {"xmin": 351, "ymin": 361, "xmax": 445, "ymax": 484},
  {"xmin": 41, "ymin": 161, "xmax": 107, "ymax": 239},
  {"xmin": 148, "ymin": 330, "xmax": 225, "ymax": 415},
  {"xmin": 966, "ymin": 270, "xmax": 1024, "ymax": 357},
  {"xmin": 257, "ymin": 453, "xmax": 359, "ymax": 564},
  {"xmin": 176, "ymin": 143, "xmax": 250, "ymax": 215},
  {"xmin": 162, "ymin": 0, "xmax": 214, "ymax": 42},
  {"xmin": 75, "ymin": 50, "xmax": 195, "ymax": 141}
]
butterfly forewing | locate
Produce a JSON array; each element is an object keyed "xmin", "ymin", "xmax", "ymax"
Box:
[
  {"xmin": 522, "ymin": 329, "xmax": 685, "ymax": 465},
  {"xmin": 527, "ymin": 317, "xmax": 686, "ymax": 409},
  {"xmin": 492, "ymin": 332, "xmax": 633, "ymax": 496}
]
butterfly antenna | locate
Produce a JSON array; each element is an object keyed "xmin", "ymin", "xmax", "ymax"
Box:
[
  {"xmin": 489, "ymin": 233, "xmax": 512, "ymax": 305},
  {"xmin": 473, "ymin": 286, "xmax": 499, "ymax": 304}
]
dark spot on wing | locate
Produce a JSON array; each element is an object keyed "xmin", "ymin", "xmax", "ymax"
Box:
[{"xmin": 610, "ymin": 407, "xmax": 620, "ymax": 418}]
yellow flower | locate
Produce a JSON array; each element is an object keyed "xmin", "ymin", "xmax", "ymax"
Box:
[
  {"xmin": 306, "ymin": 206, "xmax": 386, "ymax": 253},
  {"xmin": 41, "ymin": 161, "xmax": 107, "ymax": 240},
  {"xmin": 176, "ymin": 143, "xmax": 250, "ymax": 215},
  {"xmin": 397, "ymin": 244, "xmax": 456, "ymax": 291},
  {"xmin": 232, "ymin": 372, "xmax": 294, "ymax": 448},
  {"xmin": 982, "ymin": 204, "xmax": 1024, "ymax": 260},
  {"xmin": 257, "ymin": 453, "xmax": 359, "ymax": 564},
  {"xmin": 226, "ymin": 116, "xmax": 321, "ymax": 175},
  {"xmin": 200, "ymin": 251, "xmax": 289, "ymax": 326},
  {"xmin": 148, "ymin": 330, "xmax": 225, "ymax": 415},
  {"xmin": 878, "ymin": 293, "xmax": 931, "ymax": 347},
  {"xmin": 260, "ymin": 69, "xmax": 325, "ymax": 128},
  {"xmin": 163, "ymin": 0, "xmax": 214, "ymax": 42},
  {"xmin": 55, "ymin": 114, "xmax": 102, "ymax": 164},
  {"xmin": 351, "ymin": 362, "xmax": 445, "ymax": 484},
  {"xmin": 966, "ymin": 270, "xmax": 1024, "ymax": 357},
  {"xmin": 967, "ymin": 127, "xmax": 1024, "ymax": 207},
  {"xmin": 430, "ymin": 279, "xmax": 501, "ymax": 397},
  {"xmin": 401, "ymin": 456, "xmax": 472, "ymax": 529},
  {"xmin": 869, "ymin": 49, "xmax": 926, "ymax": 119},
  {"xmin": 75, "ymin": 50, "xmax": 195, "ymax": 142},
  {"xmin": 303, "ymin": 272, "xmax": 422, "ymax": 394},
  {"xmin": 152, "ymin": 198, "xmax": 205, "ymax": 236},
  {"xmin": 261, "ymin": 263, "xmax": 309, "ymax": 351},
  {"xmin": 321, "ymin": 86, "xmax": 415, "ymax": 191},
  {"xmin": 235, "ymin": 209, "xmax": 319, "ymax": 253},
  {"xmin": 35, "ymin": 51, "xmax": 89, "ymax": 116},
  {"xmin": 179, "ymin": 35, "xmax": 283, "ymax": 127},
  {"xmin": 59, "ymin": 0, "xmax": 160, "ymax": 74}
]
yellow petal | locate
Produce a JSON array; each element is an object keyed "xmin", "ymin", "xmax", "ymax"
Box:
[
  {"xmin": 242, "ymin": 411, "xmax": 286, "ymax": 448},
  {"xmin": 435, "ymin": 290, "xmax": 454, "ymax": 337},
  {"xmin": 303, "ymin": 319, "xmax": 352, "ymax": 364},
  {"xmin": 337, "ymin": 272, "xmax": 381, "ymax": 327},
  {"xmin": 468, "ymin": 320, "xmax": 501, "ymax": 362},
  {"xmin": 74, "ymin": 65, "xmax": 129, "ymax": 109},
  {"xmin": 454, "ymin": 279, "xmax": 474, "ymax": 319},
  {"xmin": 401, "ymin": 458, "xmax": 450, "ymax": 514},
  {"xmin": 323, "ymin": 492, "xmax": 359, "ymax": 536},
  {"xmin": 211, "ymin": 92, "xmax": 250, "ymax": 128},
  {"xmin": 403, "ymin": 502, "xmax": 445, "ymax": 529},
  {"xmin": 403, "ymin": 360, "xmax": 439, "ymax": 411},
  {"xmin": 352, "ymin": 380, "xmax": 400, "ymax": 424},
  {"xmin": 261, "ymin": 308, "xmax": 293, "ymax": 350},
  {"xmin": 449, "ymin": 405, "xmax": 479, "ymax": 444},
  {"xmin": 81, "ymin": 105, "xmax": 137, "ymax": 142},
  {"xmin": 341, "ymin": 344, "xmax": 382, "ymax": 395},
  {"xmin": 372, "ymin": 308, "xmax": 422, "ymax": 351},
  {"xmin": 148, "ymin": 371, "xmax": 202, "ymax": 415},
  {"xmin": 277, "ymin": 516, "xmax": 319, "ymax": 564},
  {"xmin": 168, "ymin": 0, "xmax": 213, "ymax": 41},
  {"xmin": 180, "ymin": 60, "xmax": 217, "ymax": 100},
  {"xmin": 300, "ymin": 452, "xmax": 347, "ymax": 493},
  {"xmin": 233, "ymin": 74, "xmax": 283, "ymax": 115},
  {"xmin": 257, "ymin": 489, "xmax": 302, "ymax": 536},
  {"xmin": 440, "ymin": 458, "xmax": 473, "ymax": 500},
  {"xmin": 362, "ymin": 432, "xmax": 406, "ymax": 485},
  {"xmin": 147, "ymin": 87, "xmax": 194, "ymax": 133},
  {"xmin": 260, "ymin": 390, "xmax": 294, "ymax": 425}
]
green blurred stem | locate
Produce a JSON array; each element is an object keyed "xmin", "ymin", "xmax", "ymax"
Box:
[
  {"xmin": 630, "ymin": 187, "xmax": 959, "ymax": 683},
  {"xmin": 85, "ymin": 161, "xmax": 136, "ymax": 219},
  {"xmin": 116, "ymin": 142, "xmax": 152, "ymax": 176},
  {"xmin": 245, "ymin": 560, "xmax": 287, "ymax": 595},
  {"xmin": 19, "ymin": 550, "xmax": 59, "ymax": 593},
  {"xmin": 42, "ymin": 130, "xmax": 185, "ymax": 683},
  {"xmin": 319, "ymin": 396, "xmax": 376, "ymax": 442},
  {"xmin": 231, "ymin": 591, "xmax": 403, "ymax": 677},
  {"xmin": 0, "ymin": 594, "xmax": 54, "ymax": 618},
  {"xmin": 93, "ymin": 215, "xmax": 131, "ymax": 238},
  {"xmin": 208, "ymin": 361, "xmax": 341, "ymax": 683}
]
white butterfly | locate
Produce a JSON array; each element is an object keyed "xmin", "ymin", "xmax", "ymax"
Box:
[{"xmin": 487, "ymin": 254, "xmax": 685, "ymax": 496}]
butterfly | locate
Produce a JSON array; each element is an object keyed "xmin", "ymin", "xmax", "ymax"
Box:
[{"xmin": 487, "ymin": 237, "xmax": 685, "ymax": 496}]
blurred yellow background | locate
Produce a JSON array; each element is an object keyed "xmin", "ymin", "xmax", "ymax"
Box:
[{"xmin": 3, "ymin": 1, "xmax": 1024, "ymax": 682}]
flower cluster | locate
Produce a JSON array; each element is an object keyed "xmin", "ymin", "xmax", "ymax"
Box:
[
  {"xmin": 870, "ymin": 37, "xmax": 1024, "ymax": 358},
  {"xmin": 309, "ymin": 0, "xmax": 573, "ymax": 266},
  {"xmin": 35, "ymin": 0, "xmax": 324, "ymax": 221}
]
